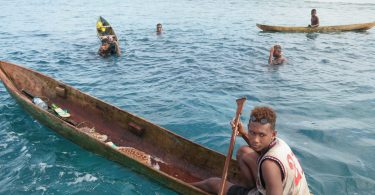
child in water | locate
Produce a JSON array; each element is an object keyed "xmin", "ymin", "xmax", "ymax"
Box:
[
  {"xmin": 269, "ymin": 45, "xmax": 287, "ymax": 65},
  {"xmin": 98, "ymin": 36, "xmax": 121, "ymax": 57},
  {"xmin": 156, "ymin": 23, "xmax": 163, "ymax": 34}
]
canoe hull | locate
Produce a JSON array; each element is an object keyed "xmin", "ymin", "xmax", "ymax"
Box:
[
  {"xmin": 0, "ymin": 67, "xmax": 208, "ymax": 195},
  {"xmin": 256, "ymin": 22, "xmax": 375, "ymax": 32},
  {"xmin": 97, "ymin": 16, "xmax": 118, "ymax": 42},
  {"xmin": 0, "ymin": 61, "xmax": 241, "ymax": 194}
]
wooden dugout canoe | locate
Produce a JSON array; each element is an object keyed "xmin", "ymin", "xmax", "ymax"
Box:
[
  {"xmin": 256, "ymin": 22, "xmax": 375, "ymax": 32},
  {"xmin": 0, "ymin": 61, "xmax": 241, "ymax": 194},
  {"xmin": 96, "ymin": 16, "xmax": 119, "ymax": 42}
]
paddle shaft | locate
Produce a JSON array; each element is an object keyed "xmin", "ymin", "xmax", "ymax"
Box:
[
  {"xmin": 218, "ymin": 97, "xmax": 246, "ymax": 195},
  {"xmin": 240, "ymin": 133, "xmax": 252, "ymax": 147}
]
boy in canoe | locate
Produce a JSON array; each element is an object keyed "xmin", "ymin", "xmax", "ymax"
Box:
[
  {"xmin": 98, "ymin": 36, "xmax": 121, "ymax": 57},
  {"xmin": 309, "ymin": 9, "xmax": 319, "ymax": 27},
  {"xmin": 269, "ymin": 45, "xmax": 286, "ymax": 65},
  {"xmin": 192, "ymin": 106, "xmax": 310, "ymax": 195}
]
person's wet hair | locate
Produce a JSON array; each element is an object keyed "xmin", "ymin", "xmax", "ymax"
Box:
[
  {"xmin": 274, "ymin": 45, "xmax": 282, "ymax": 51},
  {"xmin": 250, "ymin": 106, "xmax": 277, "ymax": 130}
]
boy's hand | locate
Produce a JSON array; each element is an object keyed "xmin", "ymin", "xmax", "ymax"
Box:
[
  {"xmin": 230, "ymin": 119, "xmax": 246, "ymax": 136},
  {"xmin": 270, "ymin": 46, "xmax": 275, "ymax": 54}
]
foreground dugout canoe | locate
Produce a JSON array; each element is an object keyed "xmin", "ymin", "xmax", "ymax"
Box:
[
  {"xmin": 0, "ymin": 61, "xmax": 241, "ymax": 194},
  {"xmin": 256, "ymin": 21, "xmax": 375, "ymax": 32}
]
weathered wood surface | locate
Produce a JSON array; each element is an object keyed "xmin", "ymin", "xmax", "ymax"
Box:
[{"xmin": 0, "ymin": 61, "xmax": 242, "ymax": 195}]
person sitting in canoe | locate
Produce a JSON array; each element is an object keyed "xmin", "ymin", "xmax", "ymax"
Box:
[
  {"xmin": 192, "ymin": 106, "xmax": 310, "ymax": 195},
  {"xmin": 98, "ymin": 36, "xmax": 121, "ymax": 57},
  {"xmin": 308, "ymin": 9, "xmax": 319, "ymax": 27},
  {"xmin": 156, "ymin": 23, "xmax": 163, "ymax": 34},
  {"xmin": 269, "ymin": 45, "xmax": 286, "ymax": 65}
]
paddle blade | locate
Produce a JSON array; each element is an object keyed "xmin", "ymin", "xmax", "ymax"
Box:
[{"xmin": 235, "ymin": 97, "xmax": 246, "ymax": 120}]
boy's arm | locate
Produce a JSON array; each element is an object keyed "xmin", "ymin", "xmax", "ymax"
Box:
[
  {"xmin": 231, "ymin": 120, "xmax": 251, "ymax": 146},
  {"xmin": 262, "ymin": 160, "xmax": 283, "ymax": 195},
  {"xmin": 238, "ymin": 123, "xmax": 251, "ymax": 146},
  {"xmin": 268, "ymin": 47, "xmax": 274, "ymax": 64}
]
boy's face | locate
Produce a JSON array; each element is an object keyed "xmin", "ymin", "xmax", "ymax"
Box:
[
  {"xmin": 273, "ymin": 49, "xmax": 282, "ymax": 58},
  {"xmin": 157, "ymin": 25, "xmax": 162, "ymax": 32},
  {"xmin": 311, "ymin": 10, "xmax": 316, "ymax": 16},
  {"xmin": 247, "ymin": 122, "xmax": 276, "ymax": 152}
]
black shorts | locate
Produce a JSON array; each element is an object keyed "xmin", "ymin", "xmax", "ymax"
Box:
[{"xmin": 227, "ymin": 185, "xmax": 251, "ymax": 195}]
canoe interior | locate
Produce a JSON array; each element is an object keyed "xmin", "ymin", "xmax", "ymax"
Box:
[
  {"xmin": 256, "ymin": 22, "xmax": 375, "ymax": 32},
  {"xmin": 0, "ymin": 61, "xmax": 241, "ymax": 193},
  {"xmin": 97, "ymin": 16, "xmax": 118, "ymax": 42}
]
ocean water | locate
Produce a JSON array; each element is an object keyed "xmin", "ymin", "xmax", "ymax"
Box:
[{"xmin": 1, "ymin": 0, "xmax": 375, "ymax": 194}]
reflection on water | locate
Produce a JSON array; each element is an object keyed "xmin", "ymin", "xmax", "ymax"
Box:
[{"xmin": 306, "ymin": 33, "xmax": 320, "ymax": 40}]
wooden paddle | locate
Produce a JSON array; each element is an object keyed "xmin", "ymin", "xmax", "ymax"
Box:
[{"xmin": 218, "ymin": 97, "xmax": 246, "ymax": 195}]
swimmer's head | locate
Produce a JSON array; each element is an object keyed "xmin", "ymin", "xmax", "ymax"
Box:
[
  {"xmin": 273, "ymin": 45, "xmax": 282, "ymax": 58},
  {"xmin": 156, "ymin": 23, "xmax": 163, "ymax": 33},
  {"xmin": 311, "ymin": 9, "xmax": 317, "ymax": 16}
]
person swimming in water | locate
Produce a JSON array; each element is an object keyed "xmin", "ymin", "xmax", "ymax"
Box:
[
  {"xmin": 156, "ymin": 23, "xmax": 163, "ymax": 34},
  {"xmin": 308, "ymin": 9, "xmax": 319, "ymax": 27},
  {"xmin": 268, "ymin": 45, "xmax": 286, "ymax": 65},
  {"xmin": 98, "ymin": 35, "xmax": 121, "ymax": 57}
]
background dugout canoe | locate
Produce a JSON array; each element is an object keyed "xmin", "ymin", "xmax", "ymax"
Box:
[
  {"xmin": 0, "ymin": 61, "xmax": 241, "ymax": 194},
  {"xmin": 256, "ymin": 22, "xmax": 375, "ymax": 32},
  {"xmin": 96, "ymin": 16, "xmax": 118, "ymax": 42}
]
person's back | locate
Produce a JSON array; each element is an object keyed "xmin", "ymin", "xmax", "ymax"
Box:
[
  {"xmin": 256, "ymin": 138, "xmax": 310, "ymax": 195},
  {"xmin": 310, "ymin": 9, "xmax": 319, "ymax": 27}
]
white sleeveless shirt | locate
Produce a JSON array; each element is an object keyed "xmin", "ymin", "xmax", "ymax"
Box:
[{"xmin": 250, "ymin": 138, "xmax": 310, "ymax": 195}]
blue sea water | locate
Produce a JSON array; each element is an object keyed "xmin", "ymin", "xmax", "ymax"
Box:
[{"xmin": 1, "ymin": 0, "xmax": 375, "ymax": 194}]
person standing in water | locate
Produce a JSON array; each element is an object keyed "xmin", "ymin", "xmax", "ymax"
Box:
[
  {"xmin": 98, "ymin": 36, "xmax": 121, "ymax": 57},
  {"xmin": 269, "ymin": 45, "xmax": 286, "ymax": 65},
  {"xmin": 156, "ymin": 23, "xmax": 163, "ymax": 34},
  {"xmin": 309, "ymin": 9, "xmax": 319, "ymax": 27}
]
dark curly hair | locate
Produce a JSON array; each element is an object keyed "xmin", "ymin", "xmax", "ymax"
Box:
[{"xmin": 250, "ymin": 106, "xmax": 277, "ymax": 130}]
